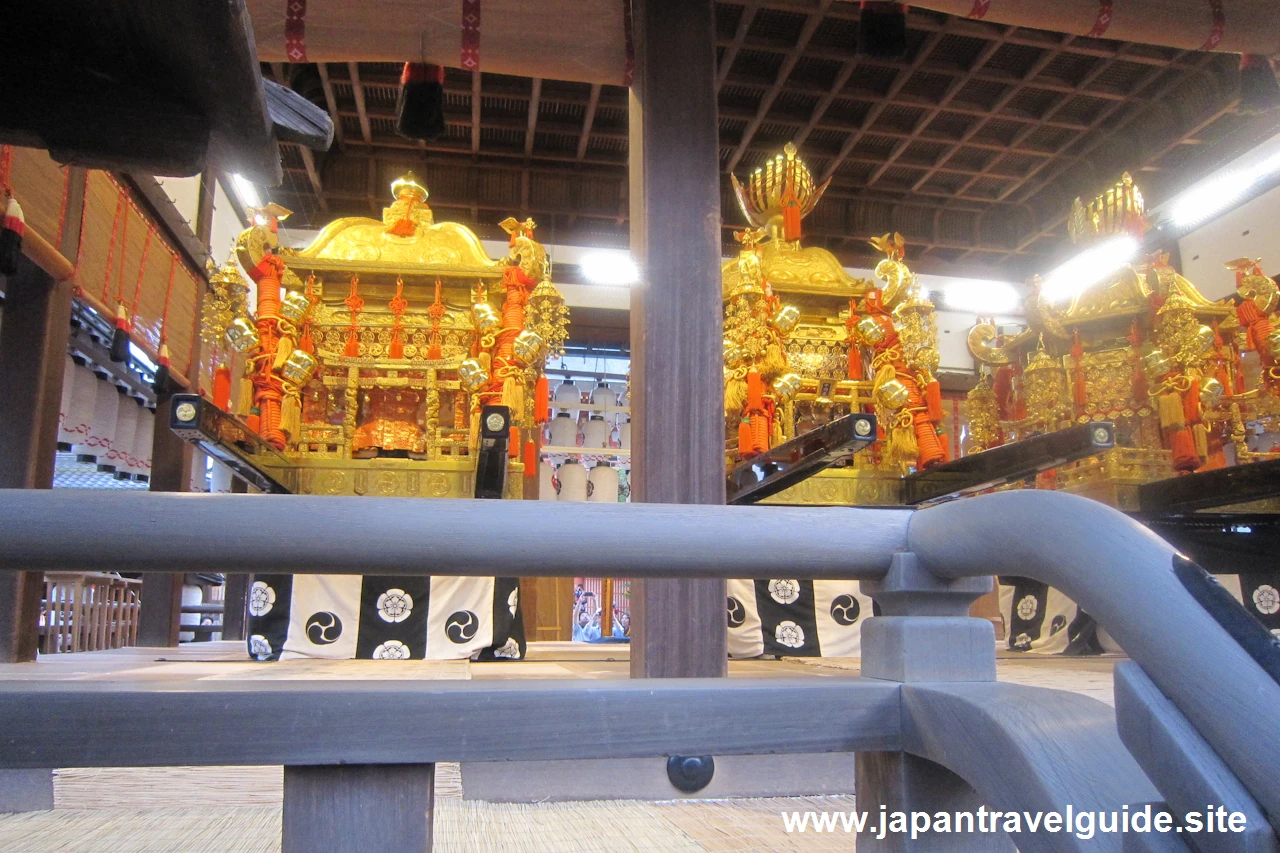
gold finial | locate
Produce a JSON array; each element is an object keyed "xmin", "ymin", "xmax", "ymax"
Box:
[
  {"xmin": 1067, "ymin": 172, "xmax": 1145, "ymax": 246},
  {"xmin": 391, "ymin": 172, "xmax": 429, "ymax": 203},
  {"xmin": 730, "ymin": 142, "xmax": 831, "ymax": 232}
]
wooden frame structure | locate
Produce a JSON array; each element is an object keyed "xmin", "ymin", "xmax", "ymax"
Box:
[{"xmin": 0, "ymin": 488, "xmax": 1277, "ymax": 852}]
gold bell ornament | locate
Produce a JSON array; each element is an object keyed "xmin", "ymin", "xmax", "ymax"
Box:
[
  {"xmin": 770, "ymin": 305, "xmax": 801, "ymax": 334},
  {"xmin": 458, "ymin": 358, "xmax": 489, "ymax": 392},
  {"xmin": 280, "ymin": 290, "xmax": 312, "ymax": 324},
  {"xmin": 225, "ymin": 317, "xmax": 260, "ymax": 353}
]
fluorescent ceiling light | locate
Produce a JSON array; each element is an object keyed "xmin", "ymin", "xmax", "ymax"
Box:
[
  {"xmin": 938, "ymin": 279, "xmax": 1021, "ymax": 315},
  {"xmin": 1040, "ymin": 234, "xmax": 1140, "ymax": 304},
  {"xmin": 231, "ymin": 173, "xmax": 260, "ymax": 210},
  {"xmin": 578, "ymin": 251, "xmax": 640, "ymax": 287},
  {"xmin": 1169, "ymin": 150, "xmax": 1280, "ymax": 230}
]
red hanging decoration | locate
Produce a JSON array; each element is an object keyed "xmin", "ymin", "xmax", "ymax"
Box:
[
  {"xmin": 299, "ymin": 274, "xmax": 317, "ymax": 354},
  {"xmin": 427, "ymin": 278, "xmax": 445, "ymax": 360},
  {"xmin": 1070, "ymin": 330, "xmax": 1087, "ymax": 409},
  {"xmin": 108, "ymin": 196, "xmax": 133, "ymax": 362},
  {"xmin": 924, "ymin": 378, "xmax": 943, "ymax": 423},
  {"xmin": 344, "ymin": 275, "xmax": 364, "ymax": 358},
  {"xmin": 213, "ymin": 364, "xmax": 233, "ymax": 410},
  {"xmin": 388, "ymin": 276, "xmax": 408, "ymax": 359},
  {"xmin": 845, "ymin": 300, "xmax": 862, "ymax": 379},
  {"xmin": 993, "ymin": 364, "xmax": 1014, "ymax": 421},
  {"xmin": 395, "ymin": 63, "xmax": 447, "ymax": 143},
  {"xmin": 508, "ymin": 425, "xmax": 520, "ymax": 458},
  {"xmin": 523, "ymin": 439, "xmax": 538, "ymax": 474},
  {"xmin": 534, "ymin": 375, "xmax": 549, "ymax": 424}
]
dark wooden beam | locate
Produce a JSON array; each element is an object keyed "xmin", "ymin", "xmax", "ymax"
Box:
[
  {"xmin": 283, "ymin": 764, "xmax": 434, "ymax": 853},
  {"xmin": 629, "ymin": 0, "xmax": 727, "ymax": 679},
  {"xmin": 316, "ymin": 64, "xmax": 345, "ymax": 151},
  {"xmin": 524, "ymin": 78, "xmax": 542, "ymax": 158},
  {"xmin": 724, "ymin": 0, "xmax": 833, "ymax": 175},
  {"xmin": 471, "ymin": 72, "xmax": 483, "ymax": 156},
  {"xmin": 0, "ymin": 254, "xmax": 74, "ymax": 662},
  {"xmin": 348, "ymin": 63, "xmax": 373, "ymax": 145},
  {"xmin": 297, "ymin": 145, "xmax": 328, "ymax": 212},
  {"xmin": 790, "ymin": 57, "xmax": 859, "ymax": 151},
  {"xmin": 864, "ymin": 28, "xmax": 1014, "ymax": 188},
  {"xmin": 820, "ymin": 30, "xmax": 947, "ymax": 183},
  {"xmin": 576, "ymin": 83, "xmax": 602, "ymax": 162},
  {"xmin": 0, "ymin": 677, "xmax": 903, "ymax": 766},
  {"xmin": 716, "ymin": 0, "xmax": 760, "ymax": 91}
]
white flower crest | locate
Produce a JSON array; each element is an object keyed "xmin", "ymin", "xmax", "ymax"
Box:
[
  {"xmin": 1271, "ymin": 629, "xmax": 1280, "ymax": 641},
  {"xmin": 248, "ymin": 635, "xmax": 272, "ymax": 660},
  {"xmin": 774, "ymin": 620, "xmax": 805, "ymax": 649},
  {"xmin": 507, "ymin": 587, "xmax": 519, "ymax": 617},
  {"xmin": 1016, "ymin": 594, "xmax": 1038, "ymax": 621},
  {"xmin": 493, "ymin": 638, "xmax": 521, "ymax": 659},
  {"xmin": 1012, "ymin": 632, "xmax": 1032, "ymax": 651},
  {"xmin": 1253, "ymin": 585, "xmax": 1279, "ymax": 616},
  {"xmin": 377, "ymin": 589, "xmax": 414, "ymax": 623},
  {"xmin": 248, "ymin": 582, "xmax": 276, "ymax": 617},
  {"xmin": 372, "ymin": 640, "xmax": 411, "ymax": 660},
  {"xmin": 768, "ymin": 579, "xmax": 801, "ymax": 605}
]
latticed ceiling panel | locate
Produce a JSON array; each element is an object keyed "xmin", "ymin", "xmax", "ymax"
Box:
[{"xmin": 265, "ymin": 3, "xmax": 1249, "ymax": 276}]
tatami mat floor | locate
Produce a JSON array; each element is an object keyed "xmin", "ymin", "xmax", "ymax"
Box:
[{"xmin": 0, "ymin": 642, "xmax": 1120, "ymax": 852}]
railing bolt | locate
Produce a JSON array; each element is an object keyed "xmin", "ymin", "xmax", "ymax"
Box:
[{"xmin": 666, "ymin": 755, "xmax": 714, "ymax": 793}]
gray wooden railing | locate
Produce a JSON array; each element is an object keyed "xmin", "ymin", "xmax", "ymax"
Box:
[{"xmin": 0, "ymin": 489, "xmax": 1276, "ymax": 853}]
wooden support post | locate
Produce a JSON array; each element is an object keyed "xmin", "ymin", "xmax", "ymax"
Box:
[
  {"xmin": 856, "ymin": 553, "xmax": 1001, "ymax": 851},
  {"xmin": 221, "ymin": 477, "xmax": 250, "ymax": 641},
  {"xmin": 138, "ymin": 171, "xmax": 211, "ymax": 647},
  {"xmin": 0, "ymin": 254, "xmax": 73, "ymax": 662},
  {"xmin": 627, "ymin": 0, "xmax": 726, "ymax": 679},
  {"xmin": 0, "ymin": 250, "xmax": 71, "ymax": 812},
  {"xmin": 283, "ymin": 764, "xmax": 434, "ymax": 853}
]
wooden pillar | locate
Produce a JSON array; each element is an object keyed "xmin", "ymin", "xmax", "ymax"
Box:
[
  {"xmin": 221, "ymin": 476, "xmax": 250, "ymax": 641},
  {"xmin": 137, "ymin": 171, "xmax": 211, "ymax": 647},
  {"xmin": 283, "ymin": 764, "xmax": 434, "ymax": 853},
  {"xmin": 0, "ymin": 254, "xmax": 74, "ymax": 662},
  {"xmin": 627, "ymin": 0, "xmax": 727, "ymax": 678}
]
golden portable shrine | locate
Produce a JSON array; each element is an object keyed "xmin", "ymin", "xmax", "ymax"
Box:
[
  {"xmin": 962, "ymin": 174, "xmax": 1280, "ymax": 510},
  {"xmin": 722, "ymin": 143, "xmax": 951, "ymax": 506},
  {"xmin": 725, "ymin": 147, "xmax": 1280, "ymax": 512},
  {"xmin": 200, "ymin": 172, "xmax": 569, "ymax": 499}
]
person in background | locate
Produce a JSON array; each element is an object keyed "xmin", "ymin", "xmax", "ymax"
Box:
[
  {"xmin": 612, "ymin": 610, "xmax": 631, "ymax": 639},
  {"xmin": 572, "ymin": 595, "xmax": 602, "ymax": 642}
]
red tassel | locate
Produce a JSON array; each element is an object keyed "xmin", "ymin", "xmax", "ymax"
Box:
[
  {"xmin": 782, "ymin": 203, "xmax": 801, "ymax": 242},
  {"xmin": 213, "ymin": 365, "xmax": 233, "ymax": 410},
  {"xmin": 508, "ymin": 425, "xmax": 520, "ymax": 458},
  {"xmin": 246, "ymin": 408, "xmax": 261, "ymax": 434},
  {"xmin": 523, "ymin": 439, "xmax": 538, "ymax": 473},
  {"xmin": 428, "ymin": 337, "xmax": 443, "ymax": 360},
  {"xmin": 993, "ymin": 365, "xmax": 1014, "ymax": 421},
  {"xmin": 1184, "ymin": 381, "xmax": 1201, "ymax": 426},
  {"xmin": 534, "ymin": 375, "xmax": 549, "ymax": 424},
  {"xmin": 738, "ymin": 420, "xmax": 752, "ymax": 456},
  {"xmin": 1170, "ymin": 428, "xmax": 1200, "ymax": 472},
  {"xmin": 344, "ymin": 332, "xmax": 360, "ymax": 358},
  {"xmin": 388, "ymin": 335, "xmax": 404, "ymax": 359},
  {"xmin": 746, "ymin": 370, "xmax": 764, "ymax": 410},
  {"xmin": 847, "ymin": 342, "xmax": 862, "ymax": 379},
  {"xmin": 924, "ymin": 379, "xmax": 943, "ymax": 423}
]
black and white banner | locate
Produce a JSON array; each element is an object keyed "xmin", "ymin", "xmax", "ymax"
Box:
[
  {"xmin": 999, "ymin": 572, "xmax": 1280, "ymax": 654},
  {"xmin": 245, "ymin": 574, "xmax": 525, "ymax": 661},
  {"xmin": 727, "ymin": 579, "xmax": 877, "ymax": 658}
]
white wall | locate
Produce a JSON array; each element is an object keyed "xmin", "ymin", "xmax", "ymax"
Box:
[
  {"xmin": 1179, "ymin": 182, "xmax": 1280, "ymax": 300},
  {"xmin": 1176, "ymin": 131, "xmax": 1280, "ymax": 300},
  {"xmin": 156, "ymin": 176, "xmax": 202, "ymax": 234}
]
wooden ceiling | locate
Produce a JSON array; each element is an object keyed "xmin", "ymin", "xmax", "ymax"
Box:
[{"xmin": 261, "ymin": 1, "xmax": 1270, "ymax": 279}]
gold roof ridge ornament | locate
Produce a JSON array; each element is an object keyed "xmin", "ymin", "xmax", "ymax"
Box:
[
  {"xmin": 391, "ymin": 171, "xmax": 429, "ymax": 204},
  {"xmin": 731, "ymin": 142, "xmax": 831, "ymax": 243},
  {"xmin": 1067, "ymin": 171, "xmax": 1145, "ymax": 246}
]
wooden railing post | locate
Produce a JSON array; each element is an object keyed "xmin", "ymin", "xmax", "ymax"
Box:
[
  {"xmin": 283, "ymin": 764, "xmax": 435, "ymax": 853},
  {"xmin": 855, "ymin": 552, "xmax": 1004, "ymax": 852}
]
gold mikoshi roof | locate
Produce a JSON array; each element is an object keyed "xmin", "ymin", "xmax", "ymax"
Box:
[
  {"xmin": 721, "ymin": 239, "xmax": 871, "ymax": 299},
  {"xmin": 287, "ymin": 173, "xmax": 503, "ymax": 279}
]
